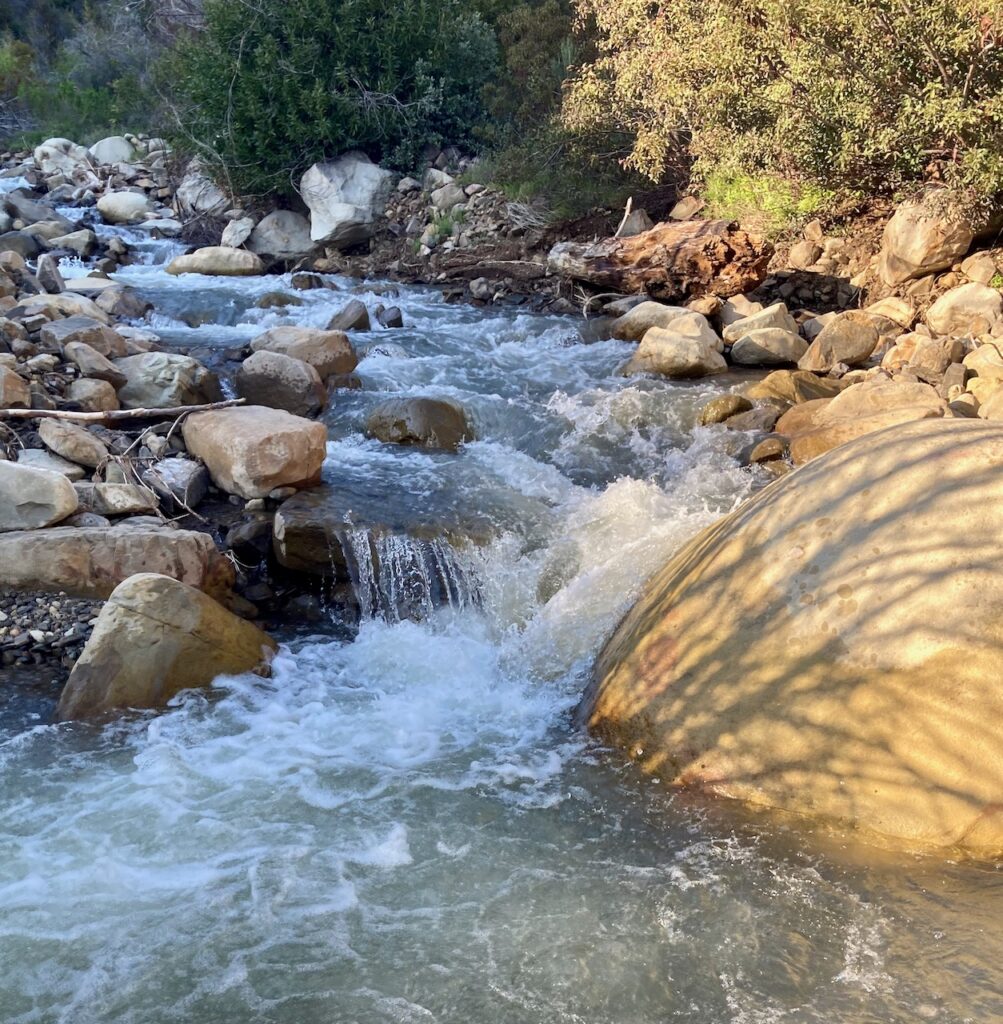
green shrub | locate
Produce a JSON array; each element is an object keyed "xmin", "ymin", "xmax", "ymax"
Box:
[
  {"xmin": 703, "ymin": 172, "xmax": 834, "ymax": 238},
  {"xmin": 565, "ymin": 0, "xmax": 1003, "ymax": 204},
  {"xmin": 167, "ymin": 0, "xmax": 498, "ymax": 197}
]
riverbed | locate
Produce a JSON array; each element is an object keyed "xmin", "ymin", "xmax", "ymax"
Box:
[{"xmin": 1, "ymin": 225, "xmax": 1001, "ymax": 1023}]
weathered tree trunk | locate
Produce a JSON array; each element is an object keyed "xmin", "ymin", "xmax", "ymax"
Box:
[{"xmin": 547, "ymin": 219, "xmax": 773, "ymax": 300}]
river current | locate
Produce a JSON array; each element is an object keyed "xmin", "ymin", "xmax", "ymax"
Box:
[{"xmin": 1, "ymin": 223, "xmax": 1000, "ymax": 1023}]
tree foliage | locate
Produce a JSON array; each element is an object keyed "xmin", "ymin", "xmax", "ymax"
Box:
[
  {"xmin": 565, "ymin": 0, "xmax": 1003, "ymax": 201},
  {"xmin": 167, "ymin": 0, "xmax": 498, "ymax": 196}
]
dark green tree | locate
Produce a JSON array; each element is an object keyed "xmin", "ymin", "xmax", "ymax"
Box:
[{"xmin": 168, "ymin": 0, "xmax": 497, "ymax": 196}]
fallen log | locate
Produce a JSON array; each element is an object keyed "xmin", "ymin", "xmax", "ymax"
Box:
[
  {"xmin": 0, "ymin": 398, "xmax": 246, "ymax": 424},
  {"xmin": 547, "ymin": 219, "xmax": 773, "ymax": 301}
]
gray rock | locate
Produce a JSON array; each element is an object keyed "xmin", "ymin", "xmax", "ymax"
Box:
[
  {"xmin": 236, "ymin": 350, "xmax": 326, "ymax": 417},
  {"xmin": 142, "ymin": 458, "xmax": 209, "ymax": 509},
  {"xmin": 366, "ymin": 397, "xmax": 473, "ymax": 451},
  {"xmin": 16, "ymin": 448, "xmax": 86, "ymax": 480},
  {"xmin": 115, "ymin": 352, "xmax": 222, "ymax": 409},
  {"xmin": 0, "ymin": 460, "xmax": 79, "ymax": 531},
  {"xmin": 327, "ymin": 298, "xmax": 370, "ymax": 332}
]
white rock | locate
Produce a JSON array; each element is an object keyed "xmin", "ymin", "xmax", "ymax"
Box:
[{"xmin": 301, "ymin": 153, "xmax": 395, "ymax": 246}]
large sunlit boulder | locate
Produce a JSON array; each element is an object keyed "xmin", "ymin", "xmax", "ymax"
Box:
[{"xmin": 585, "ymin": 418, "xmax": 1003, "ymax": 856}]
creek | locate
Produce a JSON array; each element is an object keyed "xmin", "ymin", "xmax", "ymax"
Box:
[{"xmin": 1, "ymin": 224, "xmax": 1000, "ymax": 1023}]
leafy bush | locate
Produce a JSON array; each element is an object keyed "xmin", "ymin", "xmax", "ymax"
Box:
[
  {"xmin": 167, "ymin": 0, "xmax": 498, "ymax": 196},
  {"xmin": 565, "ymin": 0, "xmax": 1003, "ymax": 203},
  {"xmin": 475, "ymin": 0, "xmax": 647, "ymax": 220},
  {"xmin": 703, "ymin": 172, "xmax": 834, "ymax": 237},
  {"xmin": 0, "ymin": 1, "xmax": 164, "ymax": 147}
]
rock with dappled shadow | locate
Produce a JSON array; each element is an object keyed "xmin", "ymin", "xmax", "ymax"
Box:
[{"xmin": 583, "ymin": 418, "xmax": 1003, "ymax": 856}]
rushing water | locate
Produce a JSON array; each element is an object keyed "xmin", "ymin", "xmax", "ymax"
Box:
[{"xmin": 1, "ymin": 219, "xmax": 1001, "ymax": 1024}]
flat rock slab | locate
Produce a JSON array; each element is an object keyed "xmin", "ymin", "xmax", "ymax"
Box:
[{"xmin": 0, "ymin": 524, "xmax": 234, "ymax": 599}]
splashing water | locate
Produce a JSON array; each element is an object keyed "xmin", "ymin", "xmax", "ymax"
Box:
[{"xmin": 1, "ymin": 236, "xmax": 1000, "ymax": 1024}]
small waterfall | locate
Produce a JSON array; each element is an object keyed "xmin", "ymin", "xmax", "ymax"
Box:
[{"xmin": 338, "ymin": 528, "xmax": 480, "ymax": 623}]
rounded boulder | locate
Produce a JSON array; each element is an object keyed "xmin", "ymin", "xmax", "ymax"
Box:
[{"xmin": 585, "ymin": 418, "xmax": 1003, "ymax": 856}]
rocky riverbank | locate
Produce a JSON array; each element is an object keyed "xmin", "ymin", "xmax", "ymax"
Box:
[{"xmin": 2, "ymin": 132, "xmax": 1003, "ymax": 849}]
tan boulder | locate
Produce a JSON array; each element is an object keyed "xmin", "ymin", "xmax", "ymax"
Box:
[
  {"xmin": 729, "ymin": 328, "xmax": 806, "ymax": 366},
  {"xmin": 17, "ymin": 292, "xmax": 111, "ymax": 323},
  {"xmin": 621, "ymin": 328, "xmax": 726, "ymax": 379},
  {"xmin": 787, "ymin": 379, "xmax": 947, "ymax": 464},
  {"xmin": 964, "ymin": 342, "xmax": 1003, "ymax": 381},
  {"xmin": 798, "ymin": 313, "xmax": 879, "ymax": 372},
  {"xmin": 586, "ymin": 418, "xmax": 1003, "ymax": 855},
  {"xmin": 0, "ymin": 523, "xmax": 235, "ymax": 598},
  {"xmin": 39, "ymin": 418, "xmax": 109, "ymax": 468},
  {"xmin": 63, "ymin": 341, "xmax": 127, "ymax": 388},
  {"xmin": 56, "ymin": 573, "xmax": 276, "ymax": 721},
  {"xmin": 74, "ymin": 482, "xmax": 158, "ymax": 516},
  {"xmin": 926, "ymin": 283, "xmax": 1003, "ymax": 337},
  {"xmin": 878, "ymin": 197, "xmax": 976, "ymax": 285},
  {"xmin": 39, "ymin": 315, "xmax": 126, "ymax": 357},
  {"xmin": 249, "ymin": 326, "xmax": 358, "ymax": 379},
  {"xmin": 67, "ymin": 378, "xmax": 119, "ymax": 412},
  {"xmin": 610, "ymin": 301, "xmax": 690, "ymax": 341},
  {"xmin": 166, "ymin": 246, "xmax": 265, "ymax": 277},
  {"xmin": 722, "ymin": 302, "xmax": 798, "ymax": 344},
  {"xmin": 743, "ymin": 370, "xmax": 845, "ymax": 406},
  {"xmin": 182, "ymin": 405, "xmax": 327, "ymax": 499}
]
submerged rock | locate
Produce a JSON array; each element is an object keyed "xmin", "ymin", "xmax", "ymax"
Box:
[
  {"xmin": 366, "ymin": 397, "xmax": 473, "ymax": 451},
  {"xmin": 585, "ymin": 418, "xmax": 1003, "ymax": 855},
  {"xmin": 56, "ymin": 573, "xmax": 276, "ymax": 721}
]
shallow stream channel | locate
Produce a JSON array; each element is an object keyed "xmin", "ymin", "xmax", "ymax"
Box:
[{"xmin": 2, "ymin": 221, "xmax": 1001, "ymax": 1023}]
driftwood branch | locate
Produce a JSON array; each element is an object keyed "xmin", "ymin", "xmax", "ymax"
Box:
[
  {"xmin": 547, "ymin": 219, "xmax": 774, "ymax": 301},
  {"xmin": 0, "ymin": 398, "xmax": 246, "ymax": 424}
]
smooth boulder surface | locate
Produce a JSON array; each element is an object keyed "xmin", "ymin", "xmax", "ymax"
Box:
[
  {"xmin": 366, "ymin": 397, "xmax": 473, "ymax": 451},
  {"xmin": 38, "ymin": 419, "xmax": 109, "ymax": 469},
  {"xmin": 621, "ymin": 328, "xmax": 727, "ymax": 379},
  {"xmin": 787, "ymin": 379, "xmax": 947, "ymax": 464},
  {"xmin": 926, "ymin": 283, "xmax": 1003, "ymax": 337},
  {"xmin": 0, "ymin": 365, "xmax": 29, "ymax": 407},
  {"xmin": 0, "ymin": 523, "xmax": 235, "ymax": 599},
  {"xmin": 586, "ymin": 418, "xmax": 1003, "ymax": 855},
  {"xmin": 56, "ymin": 573, "xmax": 276, "ymax": 721},
  {"xmin": 115, "ymin": 352, "xmax": 221, "ymax": 409},
  {"xmin": 729, "ymin": 328, "xmax": 807, "ymax": 366},
  {"xmin": 236, "ymin": 350, "xmax": 326, "ymax": 417},
  {"xmin": 722, "ymin": 302, "xmax": 798, "ymax": 345},
  {"xmin": 0, "ymin": 461, "xmax": 78, "ymax": 531},
  {"xmin": 879, "ymin": 197, "xmax": 976, "ymax": 285},
  {"xmin": 610, "ymin": 301, "xmax": 690, "ymax": 342},
  {"xmin": 798, "ymin": 314, "xmax": 880, "ymax": 373},
  {"xmin": 182, "ymin": 405, "xmax": 328, "ymax": 499},
  {"xmin": 97, "ymin": 191, "xmax": 154, "ymax": 225},
  {"xmin": 249, "ymin": 326, "xmax": 358, "ymax": 378},
  {"xmin": 301, "ymin": 153, "xmax": 395, "ymax": 246},
  {"xmin": 167, "ymin": 246, "xmax": 265, "ymax": 277},
  {"xmin": 247, "ymin": 210, "xmax": 316, "ymax": 261}
]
